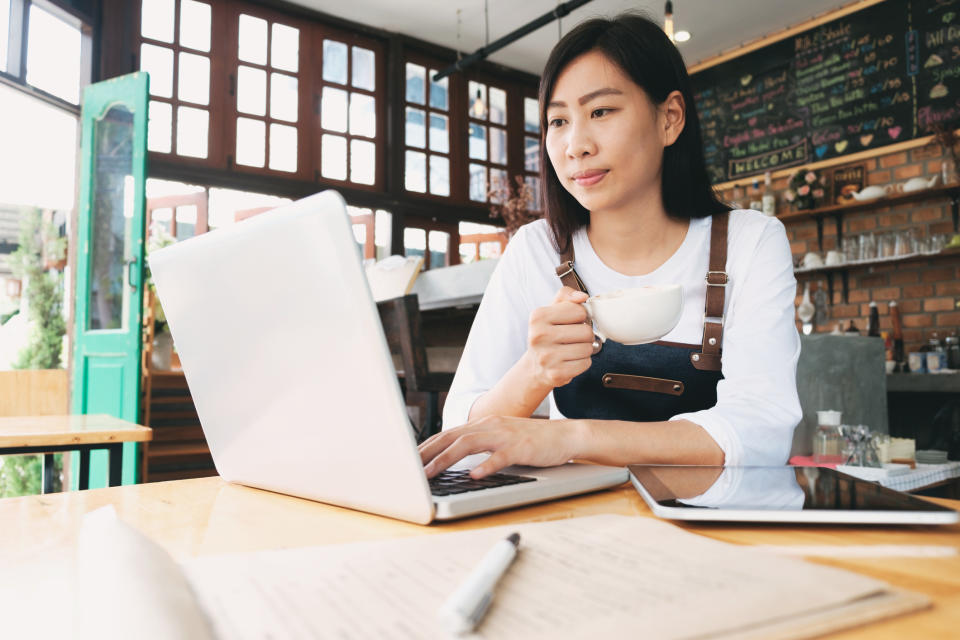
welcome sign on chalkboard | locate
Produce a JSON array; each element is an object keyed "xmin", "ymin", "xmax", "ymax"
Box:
[{"xmin": 692, "ymin": 0, "xmax": 960, "ymax": 185}]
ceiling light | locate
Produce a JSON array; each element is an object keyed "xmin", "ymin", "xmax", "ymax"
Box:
[
  {"xmin": 664, "ymin": 1, "xmax": 674, "ymax": 42},
  {"xmin": 471, "ymin": 89, "xmax": 486, "ymax": 119},
  {"xmin": 674, "ymin": 30, "xmax": 690, "ymax": 43}
]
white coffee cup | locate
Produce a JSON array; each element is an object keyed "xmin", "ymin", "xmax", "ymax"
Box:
[
  {"xmin": 583, "ymin": 284, "xmax": 683, "ymax": 345},
  {"xmin": 825, "ymin": 250, "xmax": 844, "ymax": 266},
  {"xmin": 802, "ymin": 252, "xmax": 824, "ymax": 269}
]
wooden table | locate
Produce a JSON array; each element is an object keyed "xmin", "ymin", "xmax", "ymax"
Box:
[
  {"xmin": 0, "ymin": 414, "xmax": 152, "ymax": 491},
  {"xmin": 2, "ymin": 476, "xmax": 959, "ymax": 638}
]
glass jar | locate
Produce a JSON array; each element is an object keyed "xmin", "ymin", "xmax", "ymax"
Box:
[
  {"xmin": 812, "ymin": 410, "xmax": 843, "ymax": 464},
  {"xmin": 946, "ymin": 335, "xmax": 960, "ymax": 370}
]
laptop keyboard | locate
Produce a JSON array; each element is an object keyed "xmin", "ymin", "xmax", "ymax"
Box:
[{"xmin": 428, "ymin": 469, "xmax": 537, "ymax": 496}]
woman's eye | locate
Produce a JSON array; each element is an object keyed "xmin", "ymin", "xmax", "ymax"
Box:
[
  {"xmin": 592, "ymin": 108, "xmax": 612, "ymax": 118},
  {"xmin": 548, "ymin": 118, "xmax": 565, "ymax": 128}
]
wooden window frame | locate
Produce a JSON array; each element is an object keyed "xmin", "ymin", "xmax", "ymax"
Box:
[
  {"xmin": 146, "ymin": 190, "xmax": 209, "ymax": 238},
  {"xmin": 401, "ymin": 51, "xmax": 464, "ymax": 202},
  {"xmin": 311, "ymin": 22, "xmax": 388, "ymax": 192},
  {"xmin": 135, "ymin": 0, "xmax": 228, "ymax": 170},
  {"xmin": 519, "ymin": 91, "xmax": 543, "ymax": 213},
  {"xmin": 404, "ymin": 214, "xmax": 460, "ymax": 269}
]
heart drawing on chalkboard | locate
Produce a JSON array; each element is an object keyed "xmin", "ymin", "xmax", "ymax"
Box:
[
  {"xmin": 888, "ymin": 126, "xmax": 902, "ymax": 139},
  {"xmin": 740, "ymin": 74, "xmax": 752, "ymax": 87},
  {"xmin": 815, "ymin": 144, "xmax": 829, "ymax": 158},
  {"xmin": 835, "ymin": 140, "xmax": 849, "ymax": 153},
  {"xmin": 860, "ymin": 134, "xmax": 874, "ymax": 147},
  {"xmin": 748, "ymin": 117, "xmax": 757, "ymax": 127}
]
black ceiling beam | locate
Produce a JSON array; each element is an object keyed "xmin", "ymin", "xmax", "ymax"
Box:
[{"xmin": 432, "ymin": 0, "xmax": 596, "ymax": 81}]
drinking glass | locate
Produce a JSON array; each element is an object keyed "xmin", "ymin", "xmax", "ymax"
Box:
[
  {"xmin": 858, "ymin": 232, "xmax": 876, "ymax": 262},
  {"xmin": 843, "ymin": 235, "xmax": 859, "ymax": 263}
]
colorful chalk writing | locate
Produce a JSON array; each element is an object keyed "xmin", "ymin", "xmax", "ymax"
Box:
[{"xmin": 692, "ymin": 0, "xmax": 960, "ymax": 184}]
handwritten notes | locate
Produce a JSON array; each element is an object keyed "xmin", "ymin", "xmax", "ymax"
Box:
[{"xmin": 183, "ymin": 514, "xmax": 925, "ymax": 639}]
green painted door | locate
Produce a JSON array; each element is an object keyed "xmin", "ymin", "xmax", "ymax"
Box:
[{"xmin": 70, "ymin": 72, "xmax": 149, "ymax": 489}]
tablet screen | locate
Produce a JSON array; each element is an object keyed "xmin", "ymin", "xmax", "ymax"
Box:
[{"xmin": 628, "ymin": 465, "xmax": 956, "ymax": 513}]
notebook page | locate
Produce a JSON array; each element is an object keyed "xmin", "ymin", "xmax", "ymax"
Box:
[{"xmin": 183, "ymin": 514, "xmax": 914, "ymax": 639}]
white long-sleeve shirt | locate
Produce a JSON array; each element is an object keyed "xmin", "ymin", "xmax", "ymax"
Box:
[{"xmin": 441, "ymin": 210, "xmax": 802, "ymax": 466}]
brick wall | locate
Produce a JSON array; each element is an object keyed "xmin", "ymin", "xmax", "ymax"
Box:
[{"xmin": 717, "ymin": 145, "xmax": 959, "ymax": 353}]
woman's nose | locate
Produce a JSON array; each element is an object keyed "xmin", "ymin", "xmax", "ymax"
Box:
[{"xmin": 565, "ymin": 124, "xmax": 597, "ymax": 158}]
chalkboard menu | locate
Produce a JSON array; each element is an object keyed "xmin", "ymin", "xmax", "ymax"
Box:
[{"xmin": 692, "ymin": 0, "xmax": 960, "ymax": 184}]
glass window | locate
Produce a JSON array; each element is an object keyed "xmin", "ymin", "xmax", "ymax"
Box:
[
  {"xmin": 349, "ymin": 93, "xmax": 376, "ymax": 138},
  {"xmin": 525, "ymin": 176, "xmax": 542, "ymax": 211},
  {"xmin": 350, "ymin": 139, "xmax": 376, "ymax": 185},
  {"xmin": 524, "ymin": 97, "xmax": 539, "ymax": 133},
  {"xmin": 270, "ymin": 72, "xmax": 298, "ymax": 122},
  {"xmin": 469, "ymin": 124, "xmax": 487, "ymax": 161},
  {"xmin": 269, "ymin": 123, "xmax": 297, "ymax": 172},
  {"xmin": 429, "ymin": 156, "xmax": 449, "ymax": 196},
  {"xmin": 524, "ymin": 136, "xmax": 539, "ymax": 172},
  {"xmin": 238, "ymin": 14, "xmax": 268, "ymax": 65},
  {"xmin": 179, "ymin": 1, "xmax": 211, "ymax": 52},
  {"xmin": 147, "ymin": 101, "xmax": 172, "ymax": 153},
  {"xmin": 489, "ymin": 127, "xmax": 507, "ymax": 165},
  {"xmin": 469, "ymin": 163, "xmax": 486, "ymax": 202},
  {"xmin": 271, "ymin": 23, "xmax": 299, "ymax": 72},
  {"xmin": 176, "ymin": 106, "xmax": 208, "ymax": 158},
  {"xmin": 321, "ymin": 134, "xmax": 347, "ymax": 180},
  {"xmin": 323, "ymin": 40, "xmax": 348, "ymax": 84},
  {"xmin": 0, "ymin": 0, "xmax": 11, "ymax": 72},
  {"xmin": 236, "ymin": 117, "xmax": 266, "ymax": 167},
  {"xmin": 405, "ymin": 150, "xmax": 426, "ymax": 192},
  {"xmin": 27, "ymin": 5, "xmax": 82, "ymax": 103},
  {"xmin": 406, "ymin": 63, "xmax": 425, "ymax": 104},
  {"xmin": 352, "ymin": 47, "xmax": 375, "ymax": 91},
  {"xmin": 489, "ymin": 87, "xmax": 507, "ymax": 125},
  {"xmin": 141, "ymin": 44, "xmax": 174, "ymax": 99},
  {"xmin": 178, "ymin": 52, "xmax": 210, "ymax": 105},
  {"xmin": 237, "ymin": 66, "xmax": 266, "ymax": 115},
  {"xmin": 208, "ymin": 187, "xmax": 291, "ymax": 229},
  {"xmin": 429, "ymin": 114, "xmax": 448, "ymax": 153},
  {"xmin": 404, "ymin": 227, "xmax": 426, "ymax": 261},
  {"xmin": 429, "ymin": 71, "xmax": 448, "ymax": 110},
  {"xmin": 141, "ymin": 0, "xmax": 174, "ymax": 43},
  {"xmin": 405, "ymin": 107, "xmax": 425, "ymax": 148},
  {"xmin": 428, "ymin": 230, "xmax": 449, "ymax": 269},
  {"xmin": 321, "ymin": 87, "xmax": 348, "ymax": 132}
]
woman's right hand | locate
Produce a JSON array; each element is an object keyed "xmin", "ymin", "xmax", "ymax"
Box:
[{"xmin": 526, "ymin": 286, "xmax": 596, "ymax": 388}]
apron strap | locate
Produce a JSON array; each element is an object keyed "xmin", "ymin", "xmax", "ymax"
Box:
[
  {"xmin": 555, "ymin": 245, "xmax": 590, "ymax": 295},
  {"xmin": 692, "ymin": 211, "xmax": 729, "ymax": 372}
]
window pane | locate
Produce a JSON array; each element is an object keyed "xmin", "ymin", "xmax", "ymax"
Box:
[
  {"xmin": 352, "ymin": 47, "xmax": 375, "ymax": 91},
  {"xmin": 405, "ymin": 150, "xmax": 426, "ymax": 192},
  {"xmin": 271, "ymin": 23, "xmax": 299, "ymax": 72},
  {"xmin": 141, "ymin": 0, "xmax": 174, "ymax": 43},
  {"xmin": 524, "ymin": 136, "xmax": 539, "ymax": 172},
  {"xmin": 429, "ymin": 70, "xmax": 448, "ymax": 111},
  {"xmin": 0, "ymin": 0, "xmax": 8, "ymax": 72},
  {"xmin": 405, "ymin": 107, "xmax": 425, "ymax": 148},
  {"xmin": 428, "ymin": 230, "xmax": 449, "ymax": 269},
  {"xmin": 236, "ymin": 117, "xmax": 265, "ymax": 167},
  {"xmin": 469, "ymin": 164, "xmax": 487, "ymax": 202},
  {"xmin": 323, "ymin": 40, "xmax": 348, "ymax": 84},
  {"xmin": 147, "ymin": 100, "xmax": 172, "ymax": 153},
  {"xmin": 524, "ymin": 97, "xmax": 539, "ymax": 133},
  {"xmin": 429, "ymin": 114, "xmax": 448, "ymax": 153},
  {"xmin": 175, "ymin": 205, "xmax": 197, "ymax": 240},
  {"xmin": 429, "ymin": 156, "xmax": 449, "ymax": 196},
  {"xmin": 490, "ymin": 127, "xmax": 507, "ymax": 166},
  {"xmin": 404, "ymin": 227, "xmax": 426, "ymax": 261},
  {"xmin": 468, "ymin": 81, "xmax": 486, "ymax": 119},
  {"xmin": 176, "ymin": 106, "xmax": 208, "ymax": 158},
  {"xmin": 321, "ymin": 87, "xmax": 348, "ymax": 132},
  {"xmin": 350, "ymin": 139, "xmax": 376, "ymax": 185},
  {"xmin": 489, "ymin": 87, "xmax": 506, "ymax": 125},
  {"xmin": 489, "ymin": 168, "xmax": 508, "ymax": 203},
  {"xmin": 238, "ymin": 14, "xmax": 267, "ymax": 65},
  {"xmin": 237, "ymin": 66, "xmax": 266, "ymax": 116},
  {"xmin": 179, "ymin": 0, "xmax": 211, "ymax": 52},
  {"xmin": 349, "ymin": 93, "xmax": 376, "ymax": 138},
  {"xmin": 321, "ymin": 134, "xmax": 347, "ymax": 180},
  {"xmin": 178, "ymin": 52, "xmax": 209, "ymax": 105},
  {"xmin": 269, "ymin": 123, "xmax": 297, "ymax": 172},
  {"xmin": 27, "ymin": 5, "xmax": 81, "ymax": 103},
  {"xmin": 270, "ymin": 72, "xmax": 298, "ymax": 122},
  {"xmin": 141, "ymin": 44, "xmax": 173, "ymax": 98},
  {"xmin": 468, "ymin": 123, "xmax": 487, "ymax": 161},
  {"xmin": 405, "ymin": 63, "xmax": 425, "ymax": 104},
  {"xmin": 525, "ymin": 176, "xmax": 542, "ymax": 211}
]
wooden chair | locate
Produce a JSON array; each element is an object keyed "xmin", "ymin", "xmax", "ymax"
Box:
[{"xmin": 376, "ymin": 294, "xmax": 454, "ymax": 442}]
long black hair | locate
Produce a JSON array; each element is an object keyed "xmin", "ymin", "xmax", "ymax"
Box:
[{"xmin": 539, "ymin": 12, "xmax": 729, "ymax": 254}]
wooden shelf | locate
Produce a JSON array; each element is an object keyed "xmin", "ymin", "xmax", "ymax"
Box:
[
  {"xmin": 778, "ymin": 183, "xmax": 960, "ymax": 222},
  {"xmin": 887, "ymin": 373, "xmax": 960, "ymax": 393}
]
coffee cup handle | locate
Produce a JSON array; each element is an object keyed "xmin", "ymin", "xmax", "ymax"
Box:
[{"xmin": 583, "ymin": 299, "xmax": 605, "ymax": 353}]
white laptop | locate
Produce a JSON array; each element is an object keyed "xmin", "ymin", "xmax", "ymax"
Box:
[{"xmin": 149, "ymin": 191, "xmax": 627, "ymax": 524}]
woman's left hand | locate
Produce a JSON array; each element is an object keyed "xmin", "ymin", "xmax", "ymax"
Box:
[{"xmin": 418, "ymin": 417, "xmax": 585, "ymax": 479}]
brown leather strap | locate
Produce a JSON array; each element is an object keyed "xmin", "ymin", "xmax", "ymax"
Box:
[
  {"xmin": 555, "ymin": 245, "xmax": 589, "ymax": 295},
  {"xmin": 601, "ymin": 373, "xmax": 684, "ymax": 396},
  {"xmin": 693, "ymin": 212, "xmax": 729, "ymax": 371}
]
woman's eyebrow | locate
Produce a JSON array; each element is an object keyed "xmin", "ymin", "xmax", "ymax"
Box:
[{"xmin": 548, "ymin": 87, "xmax": 624, "ymax": 109}]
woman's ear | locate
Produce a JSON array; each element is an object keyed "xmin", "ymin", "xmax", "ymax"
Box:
[{"xmin": 661, "ymin": 90, "xmax": 686, "ymax": 147}]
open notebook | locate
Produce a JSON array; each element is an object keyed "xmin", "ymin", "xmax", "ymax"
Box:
[{"xmin": 74, "ymin": 507, "xmax": 928, "ymax": 640}]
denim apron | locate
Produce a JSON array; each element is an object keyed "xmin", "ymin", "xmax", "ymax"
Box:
[{"xmin": 552, "ymin": 212, "xmax": 729, "ymax": 422}]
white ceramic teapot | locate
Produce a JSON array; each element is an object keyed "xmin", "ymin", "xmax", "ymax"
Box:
[
  {"xmin": 898, "ymin": 175, "xmax": 939, "ymax": 193},
  {"xmin": 850, "ymin": 184, "xmax": 894, "ymax": 201}
]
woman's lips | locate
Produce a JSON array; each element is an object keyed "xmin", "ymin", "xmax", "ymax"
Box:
[{"xmin": 572, "ymin": 170, "xmax": 608, "ymax": 186}]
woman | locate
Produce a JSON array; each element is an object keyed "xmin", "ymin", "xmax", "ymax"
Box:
[{"xmin": 420, "ymin": 13, "xmax": 801, "ymax": 479}]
